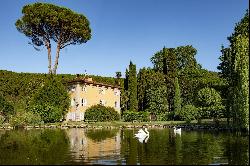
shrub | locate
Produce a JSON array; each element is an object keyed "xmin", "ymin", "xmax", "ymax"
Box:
[
  {"xmin": 196, "ymin": 87, "xmax": 224, "ymax": 121},
  {"xmin": 156, "ymin": 112, "xmax": 168, "ymax": 121},
  {"xmin": 84, "ymin": 104, "xmax": 120, "ymax": 122},
  {"xmin": 29, "ymin": 76, "xmax": 70, "ymax": 123},
  {"xmin": 9, "ymin": 111, "xmax": 43, "ymax": 127},
  {"xmin": 0, "ymin": 95, "xmax": 14, "ymax": 121},
  {"xmin": 122, "ymin": 110, "xmax": 150, "ymax": 122},
  {"xmin": 29, "ymin": 104, "xmax": 62, "ymax": 123},
  {"xmin": 176, "ymin": 104, "xmax": 198, "ymax": 123}
]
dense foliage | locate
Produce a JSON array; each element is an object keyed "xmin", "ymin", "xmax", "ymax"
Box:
[
  {"xmin": 0, "ymin": 70, "xmax": 119, "ymax": 104},
  {"xmin": 137, "ymin": 68, "xmax": 166, "ymax": 112},
  {"xmin": 84, "ymin": 104, "xmax": 120, "ymax": 122},
  {"xmin": 16, "ymin": 2, "xmax": 91, "ymax": 74},
  {"xmin": 217, "ymin": 10, "xmax": 249, "ymax": 129},
  {"xmin": 145, "ymin": 86, "xmax": 168, "ymax": 115},
  {"xmin": 9, "ymin": 111, "xmax": 42, "ymax": 127},
  {"xmin": 29, "ymin": 77, "xmax": 70, "ymax": 123},
  {"xmin": 173, "ymin": 77, "xmax": 182, "ymax": 115},
  {"xmin": 150, "ymin": 46, "xmax": 200, "ymax": 112},
  {"xmin": 175, "ymin": 104, "xmax": 198, "ymax": 123},
  {"xmin": 0, "ymin": 95, "xmax": 14, "ymax": 121},
  {"xmin": 196, "ymin": 87, "xmax": 224, "ymax": 122},
  {"xmin": 127, "ymin": 61, "xmax": 138, "ymax": 111},
  {"xmin": 122, "ymin": 110, "xmax": 150, "ymax": 122}
]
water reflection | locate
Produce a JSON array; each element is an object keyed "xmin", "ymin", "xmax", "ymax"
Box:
[
  {"xmin": 0, "ymin": 128, "xmax": 248, "ymax": 165},
  {"xmin": 0, "ymin": 129, "xmax": 71, "ymax": 165},
  {"xmin": 65, "ymin": 128, "xmax": 121, "ymax": 164}
]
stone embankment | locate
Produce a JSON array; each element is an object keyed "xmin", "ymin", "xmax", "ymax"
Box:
[{"xmin": 0, "ymin": 123, "xmax": 236, "ymax": 131}]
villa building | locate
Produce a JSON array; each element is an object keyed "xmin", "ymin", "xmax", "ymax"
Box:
[{"xmin": 65, "ymin": 76, "xmax": 121, "ymax": 121}]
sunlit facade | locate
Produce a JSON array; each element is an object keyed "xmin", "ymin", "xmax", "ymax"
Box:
[{"xmin": 65, "ymin": 77, "xmax": 121, "ymax": 121}]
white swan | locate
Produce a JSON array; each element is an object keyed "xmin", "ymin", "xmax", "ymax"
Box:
[
  {"xmin": 173, "ymin": 126, "xmax": 181, "ymax": 135},
  {"xmin": 135, "ymin": 128, "xmax": 149, "ymax": 143}
]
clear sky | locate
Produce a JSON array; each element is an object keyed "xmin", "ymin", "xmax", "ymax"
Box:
[{"xmin": 0, "ymin": 0, "xmax": 248, "ymax": 77}]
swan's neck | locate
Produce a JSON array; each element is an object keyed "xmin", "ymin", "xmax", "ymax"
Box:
[{"xmin": 145, "ymin": 128, "xmax": 149, "ymax": 135}]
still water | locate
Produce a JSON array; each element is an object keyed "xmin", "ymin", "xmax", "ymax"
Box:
[{"xmin": 0, "ymin": 128, "xmax": 248, "ymax": 165}]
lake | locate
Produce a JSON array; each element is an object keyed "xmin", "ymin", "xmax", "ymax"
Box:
[{"xmin": 0, "ymin": 128, "xmax": 248, "ymax": 165}]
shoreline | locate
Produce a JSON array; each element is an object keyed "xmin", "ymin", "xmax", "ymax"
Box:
[{"xmin": 0, "ymin": 121, "xmax": 247, "ymax": 133}]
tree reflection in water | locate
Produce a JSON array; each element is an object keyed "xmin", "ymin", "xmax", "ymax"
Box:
[
  {"xmin": 0, "ymin": 129, "xmax": 71, "ymax": 165},
  {"xmin": 0, "ymin": 128, "xmax": 248, "ymax": 165}
]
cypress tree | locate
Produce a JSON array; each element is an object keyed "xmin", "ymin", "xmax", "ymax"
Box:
[
  {"xmin": 218, "ymin": 10, "xmax": 249, "ymax": 130},
  {"xmin": 173, "ymin": 77, "xmax": 182, "ymax": 117},
  {"xmin": 128, "ymin": 61, "xmax": 138, "ymax": 111}
]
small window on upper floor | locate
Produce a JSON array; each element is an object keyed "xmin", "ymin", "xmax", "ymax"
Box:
[
  {"xmin": 114, "ymin": 89, "xmax": 120, "ymax": 96},
  {"xmin": 99, "ymin": 88, "xmax": 105, "ymax": 94},
  {"xmin": 69, "ymin": 85, "xmax": 76, "ymax": 92},
  {"xmin": 82, "ymin": 85, "xmax": 87, "ymax": 92}
]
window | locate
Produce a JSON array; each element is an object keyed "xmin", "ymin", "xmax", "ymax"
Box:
[
  {"xmin": 82, "ymin": 85, "xmax": 87, "ymax": 92},
  {"xmin": 99, "ymin": 88, "xmax": 105, "ymax": 94},
  {"xmin": 70, "ymin": 85, "xmax": 76, "ymax": 92},
  {"xmin": 100, "ymin": 99, "xmax": 105, "ymax": 106},
  {"xmin": 115, "ymin": 101, "xmax": 119, "ymax": 108},
  {"xmin": 114, "ymin": 89, "xmax": 120, "ymax": 96},
  {"xmin": 81, "ymin": 98, "xmax": 87, "ymax": 106}
]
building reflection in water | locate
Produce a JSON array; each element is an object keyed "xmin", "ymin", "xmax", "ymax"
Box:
[{"xmin": 65, "ymin": 128, "xmax": 121, "ymax": 163}]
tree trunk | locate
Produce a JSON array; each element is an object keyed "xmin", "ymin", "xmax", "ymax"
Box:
[
  {"xmin": 53, "ymin": 43, "xmax": 61, "ymax": 74},
  {"xmin": 45, "ymin": 40, "xmax": 52, "ymax": 74}
]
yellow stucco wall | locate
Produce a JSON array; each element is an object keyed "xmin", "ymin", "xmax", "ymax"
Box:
[{"xmin": 66, "ymin": 82, "xmax": 120, "ymax": 121}]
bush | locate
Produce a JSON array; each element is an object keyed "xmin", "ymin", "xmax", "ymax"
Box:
[
  {"xmin": 29, "ymin": 104, "xmax": 62, "ymax": 123},
  {"xmin": 84, "ymin": 104, "xmax": 120, "ymax": 122},
  {"xmin": 0, "ymin": 95, "xmax": 14, "ymax": 121},
  {"xmin": 9, "ymin": 111, "xmax": 43, "ymax": 127},
  {"xmin": 29, "ymin": 76, "xmax": 70, "ymax": 123},
  {"xmin": 196, "ymin": 87, "xmax": 224, "ymax": 121},
  {"xmin": 156, "ymin": 112, "xmax": 168, "ymax": 121},
  {"xmin": 176, "ymin": 104, "xmax": 198, "ymax": 123},
  {"xmin": 122, "ymin": 110, "xmax": 150, "ymax": 122}
]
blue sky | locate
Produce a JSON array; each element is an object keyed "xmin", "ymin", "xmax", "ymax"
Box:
[{"xmin": 0, "ymin": 0, "xmax": 248, "ymax": 77}]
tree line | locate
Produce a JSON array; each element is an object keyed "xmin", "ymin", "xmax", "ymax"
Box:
[{"xmin": 122, "ymin": 10, "xmax": 248, "ymax": 130}]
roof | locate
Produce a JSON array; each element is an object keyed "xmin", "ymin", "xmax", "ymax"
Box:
[{"xmin": 67, "ymin": 77, "xmax": 121, "ymax": 89}]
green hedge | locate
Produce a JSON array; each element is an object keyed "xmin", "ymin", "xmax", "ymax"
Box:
[
  {"xmin": 175, "ymin": 104, "xmax": 198, "ymax": 123},
  {"xmin": 122, "ymin": 110, "xmax": 150, "ymax": 122},
  {"xmin": 84, "ymin": 104, "xmax": 120, "ymax": 122}
]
